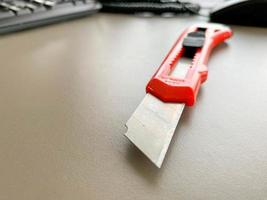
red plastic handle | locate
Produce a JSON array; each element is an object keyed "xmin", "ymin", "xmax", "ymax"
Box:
[{"xmin": 146, "ymin": 23, "xmax": 233, "ymax": 106}]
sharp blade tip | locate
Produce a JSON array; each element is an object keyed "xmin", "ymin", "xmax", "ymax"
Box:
[{"xmin": 124, "ymin": 128, "xmax": 164, "ymax": 169}]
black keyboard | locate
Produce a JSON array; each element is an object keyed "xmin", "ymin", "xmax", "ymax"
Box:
[
  {"xmin": 0, "ymin": 0, "xmax": 101, "ymax": 34},
  {"xmin": 98, "ymin": 0, "xmax": 200, "ymax": 15}
]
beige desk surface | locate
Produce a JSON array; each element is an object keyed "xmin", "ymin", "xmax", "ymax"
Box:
[{"xmin": 0, "ymin": 14, "xmax": 267, "ymax": 200}]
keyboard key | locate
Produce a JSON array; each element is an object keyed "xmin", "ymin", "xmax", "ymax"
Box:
[
  {"xmin": 0, "ymin": 9, "xmax": 15, "ymax": 20},
  {"xmin": 0, "ymin": 2, "xmax": 20, "ymax": 12}
]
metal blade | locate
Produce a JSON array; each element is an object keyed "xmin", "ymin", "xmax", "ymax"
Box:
[
  {"xmin": 125, "ymin": 58, "xmax": 191, "ymax": 167},
  {"xmin": 125, "ymin": 94, "xmax": 185, "ymax": 168}
]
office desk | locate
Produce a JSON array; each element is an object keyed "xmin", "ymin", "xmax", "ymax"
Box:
[{"xmin": 0, "ymin": 14, "xmax": 267, "ymax": 200}]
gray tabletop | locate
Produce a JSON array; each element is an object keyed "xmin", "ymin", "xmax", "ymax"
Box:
[{"xmin": 0, "ymin": 13, "xmax": 267, "ymax": 200}]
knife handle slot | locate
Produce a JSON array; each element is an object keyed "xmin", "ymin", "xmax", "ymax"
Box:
[{"xmin": 169, "ymin": 57, "xmax": 192, "ymax": 80}]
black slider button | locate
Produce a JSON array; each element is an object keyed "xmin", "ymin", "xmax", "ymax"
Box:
[{"xmin": 182, "ymin": 31, "xmax": 206, "ymax": 48}]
